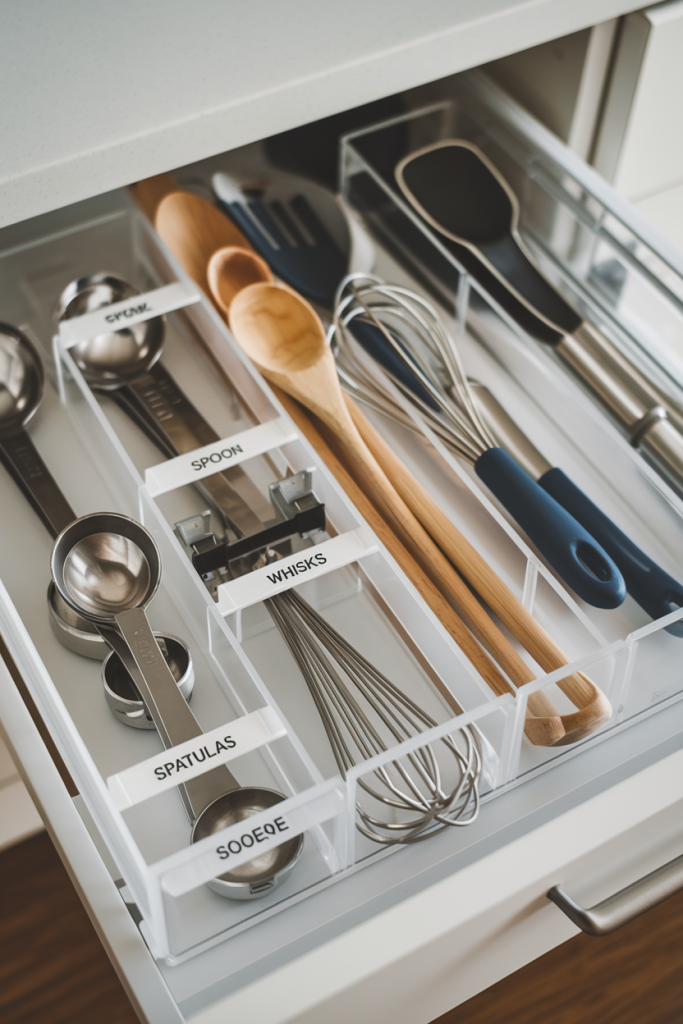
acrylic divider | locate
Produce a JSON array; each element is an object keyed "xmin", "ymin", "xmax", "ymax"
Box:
[
  {"xmin": 44, "ymin": 250, "xmax": 517, "ymax": 959},
  {"xmin": 339, "ymin": 97, "xmax": 683, "ymax": 756}
]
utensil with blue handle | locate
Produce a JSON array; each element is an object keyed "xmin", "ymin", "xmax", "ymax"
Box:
[
  {"xmin": 342, "ymin": 301, "xmax": 682, "ymax": 630},
  {"xmin": 471, "ymin": 382, "xmax": 683, "ymax": 636},
  {"xmin": 335, "ymin": 281, "xmax": 626, "ymax": 609},
  {"xmin": 213, "ymin": 173, "xmax": 349, "ymax": 311},
  {"xmin": 395, "ymin": 140, "xmax": 683, "ymax": 491}
]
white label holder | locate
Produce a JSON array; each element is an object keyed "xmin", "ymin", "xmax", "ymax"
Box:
[
  {"xmin": 144, "ymin": 418, "xmax": 298, "ymax": 496},
  {"xmin": 58, "ymin": 282, "xmax": 201, "ymax": 347},
  {"xmin": 155, "ymin": 783, "xmax": 345, "ymax": 897},
  {"xmin": 106, "ymin": 707, "xmax": 286, "ymax": 810},
  {"xmin": 216, "ymin": 527, "xmax": 379, "ymax": 615}
]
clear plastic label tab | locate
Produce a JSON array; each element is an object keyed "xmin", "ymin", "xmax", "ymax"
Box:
[
  {"xmin": 216, "ymin": 527, "xmax": 378, "ymax": 615},
  {"xmin": 107, "ymin": 707, "xmax": 285, "ymax": 810},
  {"xmin": 144, "ymin": 418, "xmax": 297, "ymax": 496},
  {"xmin": 59, "ymin": 282, "xmax": 201, "ymax": 347}
]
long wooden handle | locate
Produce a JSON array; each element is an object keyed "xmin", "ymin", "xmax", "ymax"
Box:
[
  {"xmin": 129, "ymin": 173, "xmax": 179, "ymax": 222},
  {"xmin": 264, "ymin": 362, "xmax": 536, "ymax": 692},
  {"xmin": 347, "ymin": 398, "xmax": 612, "ymax": 741},
  {"xmin": 271, "ymin": 386, "xmax": 582, "ymax": 746},
  {"xmin": 128, "ymin": 180, "xmax": 592, "ymax": 745}
]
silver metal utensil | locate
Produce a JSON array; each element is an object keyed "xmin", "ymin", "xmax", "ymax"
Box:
[
  {"xmin": 332, "ymin": 277, "xmax": 626, "ymax": 610},
  {"xmin": 333, "ymin": 277, "xmax": 683, "ymax": 632},
  {"xmin": 102, "ymin": 632, "xmax": 194, "ymax": 729},
  {"xmin": 255, "ymin": 550, "xmax": 482, "ymax": 844},
  {"xmin": 51, "ymin": 512, "xmax": 302, "ymax": 898},
  {"xmin": 0, "ymin": 322, "xmax": 107, "ymax": 658},
  {"xmin": 56, "ymin": 274, "xmax": 274, "ymax": 537}
]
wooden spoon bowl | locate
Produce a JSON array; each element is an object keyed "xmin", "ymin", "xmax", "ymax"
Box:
[
  {"xmin": 154, "ymin": 192, "xmax": 252, "ymax": 297},
  {"xmin": 208, "ymin": 246, "xmax": 273, "ymax": 319}
]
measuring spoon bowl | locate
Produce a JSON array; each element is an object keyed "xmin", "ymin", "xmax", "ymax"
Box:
[
  {"xmin": 102, "ymin": 632, "xmax": 194, "ymax": 729},
  {"xmin": 56, "ymin": 274, "xmax": 165, "ymax": 384},
  {"xmin": 192, "ymin": 787, "xmax": 304, "ymax": 899}
]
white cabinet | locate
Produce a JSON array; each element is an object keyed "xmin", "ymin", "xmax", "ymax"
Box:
[
  {"xmin": 592, "ymin": 1, "xmax": 683, "ymax": 249},
  {"xmin": 0, "ymin": 1, "xmax": 651, "ymax": 228},
  {"xmin": 2, "ymin": 5, "xmax": 683, "ymax": 1023}
]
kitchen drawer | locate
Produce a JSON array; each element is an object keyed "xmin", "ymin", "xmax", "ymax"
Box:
[
  {"xmin": 3, "ymin": 647, "xmax": 682, "ymax": 1023},
  {"xmin": 2, "ymin": 68, "xmax": 683, "ymax": 1024}
]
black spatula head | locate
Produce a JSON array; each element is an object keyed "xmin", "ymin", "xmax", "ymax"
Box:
[
  {"xmin": 398, "ymin": 143, "xmax": 514, "ymax": 246},
  {"xmin": 397, "ymin": 141, "xmax": 582, "ymax": 336}
]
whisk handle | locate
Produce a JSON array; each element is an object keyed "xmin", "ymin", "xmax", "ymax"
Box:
[
  {"xmin": 540, "ymin": 467, "xmax": 683, "ymax": 635},
  {"xmin": 475, "ymin": 448, "xmax": 626, "ymax": 609}
]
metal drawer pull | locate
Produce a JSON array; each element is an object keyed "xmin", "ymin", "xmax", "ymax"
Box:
[{"xmin": 547, "ymin": 853, "xmax": 683, "ymax": 936}]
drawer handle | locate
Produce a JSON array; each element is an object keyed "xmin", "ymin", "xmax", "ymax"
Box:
[{"xmin": 547, "ymin": 852, "xmax": 683, "ymax": 935}]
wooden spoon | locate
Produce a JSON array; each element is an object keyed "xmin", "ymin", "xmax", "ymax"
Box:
[
  {"xmin": 206, "ymin": 247, "xmax": 573, "ymax": 739},
  {"xmin": 154, "ymin": 191, "xmax": 253, "ymax": 297},
  {"xmin": 347, "ymin": 399, "xmax": 612, "ymax": 743},
  {"xmin": 208, "ymin": 246, "xmax": 273, "ymax": 317},
  {"xmin": 131, "ymin": 179, "xmax": 608, "ymax": 744},
  {"xmin": 229, "ymin": 282, "xmax": 590, "ymax": 744}
]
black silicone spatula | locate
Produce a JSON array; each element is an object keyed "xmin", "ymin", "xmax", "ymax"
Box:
[{"xmin": 395, "ymin": 140, "xmax": 683, "ymax": 490}]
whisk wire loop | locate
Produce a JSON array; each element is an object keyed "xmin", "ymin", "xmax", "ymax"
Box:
[{"xmin": 255, "ymin": 548, "xmax": 483, "ymax": 843}]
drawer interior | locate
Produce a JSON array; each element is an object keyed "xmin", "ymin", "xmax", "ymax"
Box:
[{"xmin": 1, "ymin": 66, "xmax": 683, "ymax": 993}]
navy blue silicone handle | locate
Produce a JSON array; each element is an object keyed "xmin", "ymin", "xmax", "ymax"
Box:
[
  {"xmin": 540, "ymin": 467, "xmax": 683, "ymax": 635},
  {"xmin": 475, "ymin": 448, "xmax": 626, "ymax": 608},
  {"xmin": 348, "ymin": 319, "xmax": 441, "ymax": 411}
]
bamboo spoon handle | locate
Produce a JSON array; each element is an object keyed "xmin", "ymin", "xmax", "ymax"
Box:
[
  {"xmin": 129, "ymin": 173, "xmax": 179, "ymax": 222},
  {"xmin": 270, "ymin": 386, "xmax": 575, "ymax": 747},
  {"xmin": 347, "ymin": 397, "xmax": 612, "ymax": 731},
  {"xmin": 264, "ymin": 360, "xmax": 533, "ymax": 678}
]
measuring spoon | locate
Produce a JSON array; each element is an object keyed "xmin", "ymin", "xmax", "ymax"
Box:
[
  {"xmin": 0, "ymin": 323, "xmax": 108, "ymax": 657},
  {"xmin": 57, "ymin": 275, "xmax": 273, "ymax": 537},
  {"xmin": 51, "ymin": 512, "xmax": 302, "ymax": 898}
]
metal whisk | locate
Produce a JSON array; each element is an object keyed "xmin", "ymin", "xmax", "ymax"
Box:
[
  {"xmin": 330, "ymin": 273, "xmax": 631, "ymax": 614},
  {"xmin": 331, "ymin": 273, "xmax": 496, "ymax": 462},
  {"xmin": 253, "ymin": 550, "xmax": 483, "ymax": 844}
]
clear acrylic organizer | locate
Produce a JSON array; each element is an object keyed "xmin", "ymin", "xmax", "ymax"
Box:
[
  {"xmin": 339, "ymin": 67, "xmax": 683, "ymax": 775},
  {"xmin": 2, "ymin": 65, "xmax": 683, "ymax": 965},
  {"xmin": 0, "ymin": 194, "xmax": 513, "ymax": 961}
]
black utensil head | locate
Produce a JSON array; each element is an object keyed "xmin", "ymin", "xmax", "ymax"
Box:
[{"xmin": 396, "ymin": 140, "xmax": 515, "ymax": 246}]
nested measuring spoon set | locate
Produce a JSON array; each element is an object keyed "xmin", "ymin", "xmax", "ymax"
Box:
[{"xmin": 0, "ymin": 198, "xmax": 511, "ymax": 960}]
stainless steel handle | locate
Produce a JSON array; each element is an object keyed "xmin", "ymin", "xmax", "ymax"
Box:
[
  {"xmin": 128, "ymin": 364, "xmax": 272, "ymax": 533},
  {"xmin": 547, "ymin": 852, "xmax": 683, "ymax": 935},
  {"xmin": 558, "ymin": 325, "xmax": 683, "ymax": 487},
  {"xmin": 108, "ymin": 608, "xmax": 239, "ymax": 821}
]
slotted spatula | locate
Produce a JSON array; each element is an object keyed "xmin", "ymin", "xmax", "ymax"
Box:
[{"xmin": 213, "ymin": 172, "xmax": 349, "ymax": 310}]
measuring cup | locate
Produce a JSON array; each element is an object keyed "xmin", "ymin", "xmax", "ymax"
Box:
[
  {"xmin": 51, "ymin": 512, "xmax": 303, "ymax": 898},
  {"xmin": 103, "ymin": 632, "xmax": 194, "ymax": 729}
]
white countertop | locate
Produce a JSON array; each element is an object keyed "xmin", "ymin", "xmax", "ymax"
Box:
[{"xmin": 2, "ymin": 0, "xmax": 640, "ymax": 228}]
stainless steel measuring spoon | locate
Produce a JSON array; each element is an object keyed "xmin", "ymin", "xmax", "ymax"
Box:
[
  {"xmin": 0, "ymin": 322, "xmax": 107, "ymax": 658},
  {"xmin": 56, "ymin": 275, "xmax": 274, "ymax": 538},
  {"xmin": 103, "ymin": 632, "xmax": 194, "ymax": 729},
  {"xmin": 0, "ymin": 324, "xmax": 193, "ymax": 681},
  {"xmin": 51, "ymin": 512, "xmax": 303, "ymax": 898}
]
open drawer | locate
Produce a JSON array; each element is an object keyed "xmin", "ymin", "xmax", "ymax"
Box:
[{"xmin": 1, "ymin": 68, "xmax": 683, "ymax": 1023}]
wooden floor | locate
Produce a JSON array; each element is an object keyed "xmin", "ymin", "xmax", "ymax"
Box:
[
  {"xmin": 0, "ymin": 831, "xmax": 138, "ymax": 1024},
  {"xmin": 1, "ymin": 830, "xmax": 681, "ymax": 1023}
]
